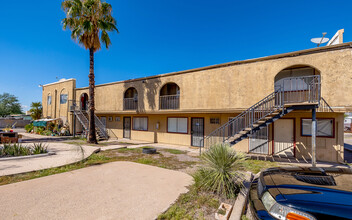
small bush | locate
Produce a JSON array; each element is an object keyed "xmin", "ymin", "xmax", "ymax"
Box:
[
  {"xmin": 42, "ymin": 130, "xmax": 53, "ymax": 136},
  {"xmin": 24, "ymin": 123, "xmax": 34, "ymax": 133},
  {"xmin": 31, "ymin": 143, "xmax": 48, "ymax": 154},
  {"xmin": 192, "ymin": 143, "xmax": 246, "ymax": 198}
]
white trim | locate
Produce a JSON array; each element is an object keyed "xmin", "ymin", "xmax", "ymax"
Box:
[{"xmin": 42, "ymin": 78, "xmax": 76, "ymax": 87}]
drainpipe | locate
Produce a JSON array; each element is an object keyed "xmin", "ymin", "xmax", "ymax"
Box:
[{"xmin": 312, "ymin": 107, "xmax": 317, "ymax": 167}]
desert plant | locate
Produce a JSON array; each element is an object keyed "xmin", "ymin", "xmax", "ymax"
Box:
[
  {"xmin": 25, "ymin": 123, "xmax": 34, "ymax": 133},
  {"xmin": 192, "ymin": 144, "xmax": 247, "ymax": 198},
  {"xmin": 1, "ymin": 143, "xmax": 31, "ymax": 157},
  {"xmin": 31, "ymin": 143, "xmax": 48, "ymax": 154}
]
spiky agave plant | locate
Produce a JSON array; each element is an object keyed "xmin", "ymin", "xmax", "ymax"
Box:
[
  {"xmin": 193, "ymin": 143, "xmax": 247, "ymax": 198},
  {"xmin": 31, "ymin": 143, "xmax": 48, "ymax": 154}
]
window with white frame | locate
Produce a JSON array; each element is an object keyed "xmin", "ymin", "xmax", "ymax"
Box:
[
  {"xmin": 133, "ymin": 117, "xmax": 148, "ymax": 131},
  {"xmin": 301, "ymin": 118, "xmax": 334, "ymax": 137},
  {"xmin": 168, "ymin": 117, "xmax": 187, "ymax": 133}
]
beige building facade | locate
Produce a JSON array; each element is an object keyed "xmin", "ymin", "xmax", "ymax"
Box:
[{"xmin": 42, "ymin": 43, "xmax": 352, "ymax": 163}]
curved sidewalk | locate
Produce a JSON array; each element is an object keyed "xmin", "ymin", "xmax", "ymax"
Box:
[{"xmin": 0, "ymin": 133, "xmax": 97, "ymax": 176}]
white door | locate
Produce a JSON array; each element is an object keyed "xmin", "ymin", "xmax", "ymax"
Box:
[{"xmin": 274, "ymin": 119, "xmax": 294, "ymax": 157}]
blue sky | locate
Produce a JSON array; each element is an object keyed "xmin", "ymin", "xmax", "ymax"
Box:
[{"xmin": 0, "ymin": 0, "xmax": 351, "ymax": 111}]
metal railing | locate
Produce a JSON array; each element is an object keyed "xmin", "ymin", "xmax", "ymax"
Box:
[
  {"xmin": 318, "ymin": 97, "xmax": 334, "ymax": 112},
  {"xmin": 94, "ymin": 114, "xmax": 109, "ymax": 139},
  {"xmin": 123, "ymin": 98, "xmax": 138, "ymax": 110},
  {"xmin": 201, "ymin": 75, "xmax": 321, "ymax": 152},
  {"xmin": 275, "ymin": 75, "xmax": 320, "ymax": 105},
  {"xmin": 159, "ymin": 95, "xmax": 180, "ymax": 110},
  {"xmin": 69, "ymin": 100, "xmax": 109, "ymax": 139}
]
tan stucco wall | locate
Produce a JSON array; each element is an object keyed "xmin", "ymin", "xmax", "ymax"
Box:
[
  {"xmin": 42, "ymin": 79, "xmax": 76, "ymax": 131},
  {"xmin": 98, "ymin": 113, "xmax": 242, "ymax": 146},
  {"xmin": 272, "ymin": 111, "xmax": 344, "ymax": 163},
  {"xmin": 98, "ymin": 111, "xmax": 343, "ymax": 163},
  {"xmin": 74, "ymin": 48, "xmax": 352, "ymax": 113}
]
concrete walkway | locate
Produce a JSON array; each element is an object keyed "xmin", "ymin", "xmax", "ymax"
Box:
[
  {"xmin": 0, "ymin": 132, "xmax": 97, "ymax": 176},
  {"xmin": 0, "ymin": 161, "xmax": 192, "ymax": 220}
]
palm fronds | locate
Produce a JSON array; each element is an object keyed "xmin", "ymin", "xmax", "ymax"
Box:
[{"xmin": 61, "ymin": 0, "xmax": 118, "ymax": 52}]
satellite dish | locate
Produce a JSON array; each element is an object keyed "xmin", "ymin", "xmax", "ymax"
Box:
[
  {"xmin": 311, "ymin": 38, "xmax": 329, "ymax": 44},
  {"xmin": 311, "ymin": 32, "xmax": 329, "ymax": 47}
]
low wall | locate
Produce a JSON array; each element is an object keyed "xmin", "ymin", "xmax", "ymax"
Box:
[{"xmin": 0, "ymin": 119, "xmax": 31, "ymax": 128}]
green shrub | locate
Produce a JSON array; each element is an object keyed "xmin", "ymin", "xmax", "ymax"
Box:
[
  {"xmin": 192, "ymin": 143, "xmax": 246, "ymax": 198},
  {"xmin": 0, "ymin": 143, "xmax": 31, "ymax": 157},
  {"xmin": 0, "ymin": 143, "xmax": 49, "ymax": 157},
  {"xmin": 34, "ymin": 126, "xmax": 45, "ymax": 135},
  {"xmin": 42, "ymin": 130, "xmax": 53, "ymax": 136},
  {"xmin": 31, "ymin": 143, "xmax": 48, "ymax": 154},
  {"xmin": 24, "ymin": 123, "xmax": 34, "ymax": 133},
  {"xmin": 47, "ymin": 122, "xmax": 55, "ymax": 131}
]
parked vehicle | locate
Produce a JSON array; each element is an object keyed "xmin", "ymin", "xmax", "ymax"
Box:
[{"xmin": 248, "ymin": 167, "xmax": 352, "ymax": 220}]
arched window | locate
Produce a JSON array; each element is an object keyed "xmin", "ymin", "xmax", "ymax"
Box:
[
  {"xmin": 60, "ymin": 89, "xmax": 68, "ymax": 104},
  {"xmin": 159, "ymin": 83, "xmax": 180, "ymax": 109},
  {"xmin": 47, "ymin": 94, "xmax": 52, "ymax": 105},
  {"xmin": 124, "ymin": 87, "xmax": 138, "ymax": 110}
]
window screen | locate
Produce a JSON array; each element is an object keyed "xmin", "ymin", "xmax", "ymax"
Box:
[
  {"xmin": 168, "ymin": 118, "xmax": 187, "ymax": 133},
  {"xmin": 133, "ymin": 117, "xmax": 148, "ymax": 131},
  {"xmin": 302, "ymin": 119, "xmax": 333, "ymax": 137}
]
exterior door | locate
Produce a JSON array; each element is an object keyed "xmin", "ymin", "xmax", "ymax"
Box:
[
  {"xmin": 274, "ymin": 119, "xmax": 295, "ymax": 157},
  {"xmin": 191, "ymin": 118, "xmax": 204, "ymax": 147},
  {"xmin": 123, "ymin": 117, "xmax": 131, "ymax": 139}
]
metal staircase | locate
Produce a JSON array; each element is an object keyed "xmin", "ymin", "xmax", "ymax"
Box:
[
  {"xmin": 201, "ymin": 75, "xmax": 323, "ymax": 152},
  {"xmin": 70, "ymin": 103, "xmax": 109, "ymax": 140}
]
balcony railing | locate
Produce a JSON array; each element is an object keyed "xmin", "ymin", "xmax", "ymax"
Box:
[
  {"xmin": 159, "ymin": 95, "xmax": 180, "ymax": 110},
  {"xmin": 123, "ymin": 98, "xmax": 138, "ymax": 110}
]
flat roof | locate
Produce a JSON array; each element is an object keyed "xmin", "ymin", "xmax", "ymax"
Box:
[
  {"xmin": 73, "ymin": 42, "xmax": 352, "ymax": 90},
  {"xmin": 42, "ymin": 78, "xmax": 76, "ymax": 87}
]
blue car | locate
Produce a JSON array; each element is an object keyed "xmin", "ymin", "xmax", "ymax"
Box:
[{"xmin": 248, "ymin": 167, "xmax": 352, "ymax": 220}]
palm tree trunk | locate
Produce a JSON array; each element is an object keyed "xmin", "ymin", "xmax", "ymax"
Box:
[{"xmin": 88, "ymin": 48, "xmax": 97, "ymax": 144}]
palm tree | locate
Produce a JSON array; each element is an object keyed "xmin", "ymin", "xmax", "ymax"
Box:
[
  {"xmin": 29, "ymin": 102, "xmax": 43, "ymax": 120},
  {"xmin": 62, "ymin": 0, "xmax": 118, "ymax": 144}
]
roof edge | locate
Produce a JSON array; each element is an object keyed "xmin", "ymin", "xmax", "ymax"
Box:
[
  {"xmin": 75, "ymin": 42, "xmax": 352, "ymax": 90},
  {"xmin": 43, "ymin": 78, "xmax": 76, "ymax": 87}
]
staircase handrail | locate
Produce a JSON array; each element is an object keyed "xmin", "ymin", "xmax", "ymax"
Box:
[
  {"xmin": 201, "ymin": 75, "xmax": 321, "ymax": 151},
  {"xmin": 204, "ymin": 89, "xmax": 281, "ymax": 141},
  {"xmin": 94, "ymin": 114, "xmax": 109, "ymax": 138}
]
